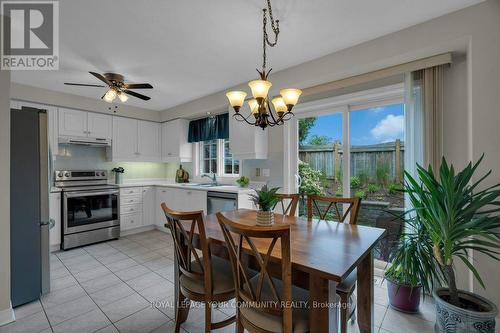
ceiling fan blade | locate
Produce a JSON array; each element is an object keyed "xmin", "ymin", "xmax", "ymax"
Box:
[
  {"xmin": 89, "ymin": 71, "xmax": 111, "ymax": 86},
  {"xmin": 64, "ymin": 82, "xmax": 105, "ymax": 87},
  {"xmin": 123, "ymin": 89, "xmax": 151, "ymax": 101},
  {"xmin": 123, "ymin": 83, "xmax": 153, "ymax": 89}
]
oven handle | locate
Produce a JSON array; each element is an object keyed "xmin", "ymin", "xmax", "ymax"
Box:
[{"xmin": 64, "ymin": 190, "xmax": 119, "ymax": 198}]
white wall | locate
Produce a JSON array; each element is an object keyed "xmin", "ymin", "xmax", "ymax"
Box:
[
  {"xmin": 0, "ymin": 68, "xmax": 12, "ymax": 323},
  {"xmin": 162, "ymin": 0, "xmax": 500, "ymax": 306},
  {"xmin": 11, "ymin": 83, "xmax": 161, "ymax": 122}
]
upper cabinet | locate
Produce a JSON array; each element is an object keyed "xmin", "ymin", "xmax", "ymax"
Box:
[
  {"xmin": 161, "ymin": 119, "xmax": 192, "ymax": 162},
  {"xmin": 228, "ymin": 106, "xmax": 268, "ymax": 159},
  {"xmin": 112, "ymin": 116, "xmax": 161, "ymax": 162},
  {"xmin": 59, "ymin": 108, "xmax": 112, "ymax": 140}
]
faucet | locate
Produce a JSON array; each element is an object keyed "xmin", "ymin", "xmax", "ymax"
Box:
[{"xmin": 202, "ymin": 173, "xmax": 218, "ymax": 185}]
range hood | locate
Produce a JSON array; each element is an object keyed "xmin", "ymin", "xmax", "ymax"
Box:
[{"xmin": 59, "ymin": 136, "xmax": 111, "ymax": 147}]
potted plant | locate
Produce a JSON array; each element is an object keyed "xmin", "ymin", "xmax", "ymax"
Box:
[
  {"xmin": 236, "ymin": 176, "xmax": 250, "ymax": 188},
  {"xmin": 405, "ymin": 155, "xmax": 500, "ymax": 332},
  {"xmin": 385, "ymin": 216, "xmax": 441, "ymax": 313},
  {"xmin": 250, "ymin": 185, "xmax": 280, "ymax": 225},
  {"xmin": 112, "ymin": 167, "xmax": 124, "ymax": 184}
]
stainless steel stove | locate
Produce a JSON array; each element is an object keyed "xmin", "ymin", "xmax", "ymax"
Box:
[{"xmin": 55, "ymin": 170, "xmax": 120, "ymax": 250}]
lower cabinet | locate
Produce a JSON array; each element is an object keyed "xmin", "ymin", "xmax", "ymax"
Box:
[
  {"xmin": 121, "ymin": 212, "xmax": 143, "ymax": 231},
  {"xmin": 49, "ymin": 192, "xmax": 61, "ymax": 250},
  {"xmin": 154, "ymin": 187, "xmax": 207, "ymax": 230},
  {"xmin": 120, "ymin": 186, "xmax": 155, "ymax": 233}
]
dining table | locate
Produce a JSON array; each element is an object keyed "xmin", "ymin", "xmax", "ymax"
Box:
[{"xmin": 171, "ymin": 209, "xmax": 386, "ymax": 333}]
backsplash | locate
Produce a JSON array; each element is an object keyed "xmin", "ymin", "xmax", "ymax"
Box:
[{"xmin": 55, "ymin": 145, "xmax": 192, "ymax": 180}]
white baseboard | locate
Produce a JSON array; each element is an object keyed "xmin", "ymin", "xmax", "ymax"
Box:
[
  {"xmin": 0, "ymin": 303, "xmax": 15, "ymax": 327},
  {"xmin": 120, "ymin": 225, "xmax": 155, "ymax": 237}
]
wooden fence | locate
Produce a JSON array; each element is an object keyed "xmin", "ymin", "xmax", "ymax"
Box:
[{"xmin": 299, "ymin": 140, "xmax": 404, "ymax": 183}]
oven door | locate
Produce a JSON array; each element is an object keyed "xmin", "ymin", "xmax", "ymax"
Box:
[{"xmin": 63, "ymin": 190, "xmax": 119, "ymax": 234}]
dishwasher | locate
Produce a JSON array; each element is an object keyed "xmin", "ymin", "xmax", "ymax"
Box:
[{"xmin": 207, "ymin": 191, "xmax": 238, "ymax": 215}]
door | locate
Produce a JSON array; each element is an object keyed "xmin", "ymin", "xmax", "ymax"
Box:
[
  {"xmin": 112, "ymin": 117, "xmax": 138, "ymax": 160},
  {"xmin": 87, "ymin": 112, "xmax": 112, "ymax": 140},
  {"xmin": 59, "ymin": 108, "xmax": 88, "ymax": 137},
  {"xmin": 10, "ymin": 108, "xmax": 43, "ymax": 306},
  {"xmin": 138, "ymin": 121, "xmax": 161, "ymax": 161}
]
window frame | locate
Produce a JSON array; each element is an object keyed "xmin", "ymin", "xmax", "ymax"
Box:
[{"xmin": 196, "ymin": 138, "xmax": 240, "ymax": 178}]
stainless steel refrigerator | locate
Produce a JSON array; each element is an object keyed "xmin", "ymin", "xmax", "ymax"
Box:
[{"xmin": 10, "ymin": 107, "xmax": 51, "ymax": 307}]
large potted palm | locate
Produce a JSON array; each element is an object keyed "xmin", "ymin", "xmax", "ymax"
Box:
[{"xmin": 405, "ymin": 155, "xmax": 500, "ymax": 332}]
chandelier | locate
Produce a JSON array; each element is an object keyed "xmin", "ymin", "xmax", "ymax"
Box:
[{"xmin": 225, "ymin": 0, "xmax": 302, "ymax": 129}]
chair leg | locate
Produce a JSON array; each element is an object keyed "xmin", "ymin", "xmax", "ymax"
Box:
[
  {"xmin": 339, "ymin": 292, "xmax": 349, "ymax": 333},
  {"xmin": 175, "ymin": 294, "xmax": 189, "ymax": 333},
  {"xmin": 205, "ymin": 302, "xmax": 212, "ymax": 333},
  {"xmin": 236, "ymin": 310, "xmax": 244, "ymax": 333}
]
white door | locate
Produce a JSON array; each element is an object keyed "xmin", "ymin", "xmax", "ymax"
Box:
[
  {"xmin": 112, "ymin": 117, "xmax": 138, "ymax": 160},
  {"xmin": 142, "ymin": 187, "xmax": 155, "ymax": 226},
  {"xmin": 138, "ymin": 121, "xmax": 161, "ymax": 161},
  {"xmin": 59, "ymin": 108, "xmax": 88, "ymax": 137},
  {"xmin": 87, "ymin": 112, "xmax": 112, "ymax": 140}
]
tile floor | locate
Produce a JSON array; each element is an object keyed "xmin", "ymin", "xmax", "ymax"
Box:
[{"xmin": 1, "ymin": 230, "xmax": 442, "ymax": 333}]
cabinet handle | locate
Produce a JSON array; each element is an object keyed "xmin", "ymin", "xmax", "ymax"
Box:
[
  {"xmin": 129, "ymin": 199, "xmax": 134, "ymax": 202},
  {"xmin": 162, "ymin": 190, "xmax": 166, "ymax": 193},
  {"xmin": 167, "ymin": 152, "xmax": 172, "ymax": 156},
  {"xmin": 131, "ymin": 220, "xmax": 134, "ymax": 223}
]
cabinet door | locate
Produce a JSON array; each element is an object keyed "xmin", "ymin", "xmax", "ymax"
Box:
[
  {"xmin": 87, "ymin": 112, "xmax": 112, "ymax": 140},
  {"xmin": 178, "ymin": 189, "xmax": 207, "ymax": 214},
  {"xmin": 161, "ymin": 122, "xmax": 178, "ymax": 160},
  {"xmin": 229, "ymin": 105, "xmax": 268, "ymax": 159},
  {"xmin": 142, "ymin": 187, "xmax": 155, "ymax": 226},
  {"xmin": 121, "ymin": 213, "xmax": 142, "ymax": 231},
  {"xmin": 156, "ymin": 187, "xmax": 178, "ymax": 230},
  {"xmin": 49, "ymin": 192, "xmax": 61, "ymax": 249},
  {"xmin": 58, "ymin": 108, "xmax": 88, "ymax": 137},
  {"xmin": 138, "ymin": 121, "xmax": 161, "ymax": 161},
  {"xmin": 112, "ymin": 117, "xmax": 138, "ymax": 160}
]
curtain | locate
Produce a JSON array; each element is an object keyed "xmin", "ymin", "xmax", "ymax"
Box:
[{"xmin": 187, "ymin": 113, "xmax": 229, "ymax": 143}]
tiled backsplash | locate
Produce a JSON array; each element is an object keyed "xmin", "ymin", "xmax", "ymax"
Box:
[{"xmin": 54, "ymin": 145, "xmax": 192, "ymax": 180}]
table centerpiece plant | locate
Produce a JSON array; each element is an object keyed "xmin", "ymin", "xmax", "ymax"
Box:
[
  {"xmin": 250, "ymin": 184, "xmax": 280, "ymax": 225},
  {"xmin": 404, "ymin": 155, "xmax": 500, "ymax": 332}
]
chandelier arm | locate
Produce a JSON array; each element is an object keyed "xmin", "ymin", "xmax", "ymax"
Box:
[
  {"xmin": 233, "ymin": 112, "xmax": 257, "ymax": 126},
  {"xmin": 266, "ymin": 99, "xmax": 280, "ymax": 123}
]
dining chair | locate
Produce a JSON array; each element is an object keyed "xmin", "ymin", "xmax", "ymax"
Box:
[
  {"xmin": 161, "ymin": 203, "xmax": 236, "ymax": 333},
  {"xmin": 216, "ymin": 212, "xmax": 310, "ymax": 333},
  {"xmin": 306, "ymin": 195, "xmax": 361, "ymax": 333},
  {"xmin": 274, "ymin": 193, "xmax": 300, "ymax": 216}
]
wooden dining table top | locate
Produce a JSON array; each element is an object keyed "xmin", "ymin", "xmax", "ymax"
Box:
[{"xmin": 190, "ymin": 209, "xmax": 386, "ymax": 283}]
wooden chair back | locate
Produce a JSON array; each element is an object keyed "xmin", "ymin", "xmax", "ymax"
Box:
[
  {"xmin": 216, "ymin": 212, "xmax": 293, "ymax": 332},
  {"xmin": 274, "ymin": 193, "xmax": 300, "ymax": 216},
  {"xmin": 307, "ymin": 195, "xmax": 361, "ymax": 224},
  {"xmin": 161, "ymin": 203, "xmax": 213, "ymax": 296}
]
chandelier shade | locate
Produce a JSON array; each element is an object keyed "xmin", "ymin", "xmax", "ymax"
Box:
[
  {"xmin": 248, "ymin": 80, "xmax": 272, "ymax": 99},
  {"xmin": 225, "ymin": 91, "xmax": 247, "ymax": 110},
  {"xmin": 280, "ymin": 88, "xmax": 302, "ymax": 109}
]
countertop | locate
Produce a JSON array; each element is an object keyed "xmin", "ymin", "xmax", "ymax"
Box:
[{"xmin": 115, "ymin": 180, "xmax": 255, "ymax": 194}]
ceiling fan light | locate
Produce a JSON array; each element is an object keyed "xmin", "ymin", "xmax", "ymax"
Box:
[
  {"xmin": 118, "ymin": 91, "xmax": 129, "ymax": 102},
  {"xmin": 248, "ymin": 80, "xmax": 272, "ymax": 99},
  {"xmin": 103, "ymin": 89, "xmax": 117, "ymax": 103},
  {"xmin": 226, "ymin": 91, "xmax": 247, "ymax": 111},
  {"xmin": 280, "ymin": 88, "xmax": 302, "ymax": 108},
  {"xmin": 271, "ymin": 96, "xmax": 287, "ymax": 115}
]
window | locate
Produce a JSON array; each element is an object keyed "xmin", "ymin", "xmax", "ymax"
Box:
[{"xmin": 198, "ymin": 139, "xmax": 240, "ymax": 176}]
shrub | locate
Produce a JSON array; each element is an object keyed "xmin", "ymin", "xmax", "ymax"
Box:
[
  {"xmin": 367, "ymin": 184, "xmax": 379, "ymax": 193},
  {"xmin": 350, "ymin": 176, "xmax": 361, "ymax": 188},
  {"xmin": 335, "ymin": 187, "xmax": 343, "ymax": 197},
  {"xmin": 357, "ymin": 169, "xmax": 370, "ymax": 186},
  {"xmin": 354, "ymin": 190, "xmax": 365, "ymax": 199},
  {"xmin": 376, "ymin": 161, "xmax": 391, "ymax": 186},
  {"xmin": 298, "ymin": 160, "xmax": 324, "ymax": 195},
  {"xmin": 388, "ymin": 183, "xmax": 403, "ymax": 195}
]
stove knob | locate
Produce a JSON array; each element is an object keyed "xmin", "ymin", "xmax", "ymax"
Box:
[
  {"xmin": 100, "ymin": 172, "xmax": 106, "ymax": 177},
  {"xmin": 64, "ymin": 172, "xmax": 70, "ymax": 177},
  {"xmin": 57, "ymin": 172, "xmax": 63, "ymax": 178}
]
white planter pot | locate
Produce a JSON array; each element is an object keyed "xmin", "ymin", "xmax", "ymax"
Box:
[
  {"xmin": 115, "ymin": 173, "xmax": 123, "ymax": 184},
  {"xmin": 433, "ymin": 288, "xmax": 497, "ymax": 333},
  {"xmin": 256, "ymin": 211, "xmax": 274, "ymax": 225}
]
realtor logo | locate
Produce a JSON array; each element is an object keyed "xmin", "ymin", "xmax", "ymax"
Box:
[{"xmin": 1, "ymin": 0, "xmax": 59, "ymax": 70}]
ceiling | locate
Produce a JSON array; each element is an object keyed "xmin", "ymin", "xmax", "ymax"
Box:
[{"xmin": 11, "ymin": 0, "xmax": 483, "ymax": 111}]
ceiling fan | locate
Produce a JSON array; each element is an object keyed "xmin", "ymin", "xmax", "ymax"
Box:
[{"xmin": 64, "ymin": 72, "xmax": 153, "ymax": 103}]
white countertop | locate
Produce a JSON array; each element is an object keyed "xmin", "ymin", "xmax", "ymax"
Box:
[{"xmin": 115, "ymin": 180, "xmax": 254, "ymax": 194}]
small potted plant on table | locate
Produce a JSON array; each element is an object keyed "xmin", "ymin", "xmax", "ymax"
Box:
[
  {"xmin": 405, "ymin": 155, "xmax": 500, "ymax": 332},
  {"xmin": 250, "ymin": 185, "xmax": 280, "ymax": 225},
  {"xmin": 112, "ymin": 167, "xmax": 124, "ymax": 184}
]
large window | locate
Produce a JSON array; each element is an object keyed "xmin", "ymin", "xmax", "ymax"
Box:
[{"xmin": 199, "ymin": 139, "xmax": 239, "ymax": 176}]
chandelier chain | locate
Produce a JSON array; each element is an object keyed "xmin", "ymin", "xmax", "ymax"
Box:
[{"xmin": 262, "ymin": 0, "xmax": 280, "ymax": 70}]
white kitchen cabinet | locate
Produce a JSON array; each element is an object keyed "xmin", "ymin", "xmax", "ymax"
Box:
[
  {"xmin": 121, "ymin": 212, "xmax": 143, "ymax": 231},
  {"xmin": 59, "ymin": 108, "xmax": 112, "ymax": 140},
  {"xmin": 161, "ymin": 119, "xmax": 192, "ymax": 162},
  {"xmin": 87, "ymin": 112, "xmax": 112, "ymax": 140},
  {"xmin": 14, "ymin": 101, "xmax": 59, "ymax": 157},
  {"xmin": 142, "ymin": 186, "xmax": 156, "ymax": 226},
  {"xmin": 112, "ymin": 117, "xmax": 139, "ymax": 161},
  {"xmin": 112, "ymin": 117, "xmax": 161, "ymax": 162},
  {"xmin": 155, "ymin": 187, "xmax": 177, "ymax": 231},
  {"xmin": 138, "ymin": 121, "xmax": 162, "ymax": 161},
  {"xmin": 10, "ymin": 100, "xmax": 19, "ymax": 109},
  {"xmin": 58, "ymin": 108, "xmax": 88, "ymax": 137},
  {"xmin": 228, "ymin": 105, "xmax": 268, "ymax": 159},
  {"xmin": 177, "ymin": 189, "xmax": 207, "ymax": 214},
  {"xmin": 49, "ymin": 192, "xmax": 61, "ymax": 250}
]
